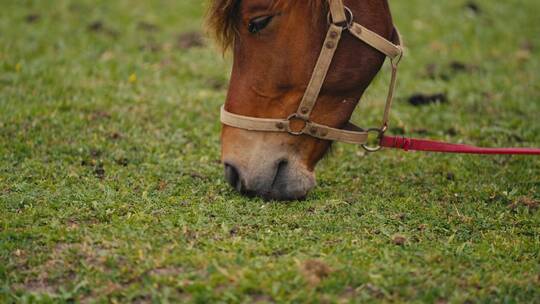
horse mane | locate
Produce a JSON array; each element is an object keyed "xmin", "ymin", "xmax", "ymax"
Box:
[{"xmin": 206, "ymin": 0, "xmax": 326, "ymax": 51}]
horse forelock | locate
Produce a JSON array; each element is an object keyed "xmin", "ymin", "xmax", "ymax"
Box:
[{"xmin": 206, "ymin": 0, "xmax": 326, "ymax": 51}]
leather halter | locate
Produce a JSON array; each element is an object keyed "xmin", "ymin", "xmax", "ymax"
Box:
[{"xmin": 220, "ymin": 0, "xmax": 403, "ymax": 151}]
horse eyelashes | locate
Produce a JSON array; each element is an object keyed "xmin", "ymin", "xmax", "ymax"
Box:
[{"xmin": 248, "ymin": 16, "xmax": 274, "ymax": 34}]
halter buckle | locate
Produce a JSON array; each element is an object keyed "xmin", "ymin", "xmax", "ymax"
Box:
[{"xmin": 286, "ymin": 114, "xmax": 309, "ymax": 136}]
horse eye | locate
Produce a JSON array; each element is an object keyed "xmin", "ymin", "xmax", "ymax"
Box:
[{"xmin": 248, "ymin": 16, "xmax": 274, "ymax": 33}]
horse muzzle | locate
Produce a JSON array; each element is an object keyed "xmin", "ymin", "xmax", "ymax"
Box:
[{"xmin": 223, "ymin": 158, "xmax": 315, "ymax": 201}]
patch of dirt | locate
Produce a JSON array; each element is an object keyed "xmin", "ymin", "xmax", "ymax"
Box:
[
  {"xmin": 11, "ymin": 243, "xmax": 84, "ymax": 295},
  {"xmin": 149, "ymin": 267, "xmax": 184, "ymax": 277},
  {"xmin": 271, "ymin": 249, "xmax": 287, "ymax": 257},
  {"xmin": 79, "ymin": 282, "xmax": 123, "ymax": 303},
  {"xmin": 94, "ymin": 163, "xmax": 105, "ymax": 179},
  {"xmin": 509, "ymin": 197, "xmax": 539, "ymax": 211},
  {"xmin": 109, "ymin": 132, "xmax": 123, "ymax": 140},
  {"xmin": 82, "ymin": 149, "xmax": 103, "ymax": 168},
  {"xmin": 408, "ymin": 93, "xmax": 447, "ymax": 106},
  {"xmin": 359, "ymin": 283, "xmax": 385, "ymax": 298},
  {"xmin": 229, "ymin": 226, "xmax": 239, "ymax": 236},
  {"xmin": 189, "ymin": 171, "xmax": 207, "ymax": 180},
  {"xmin": 394, "ymin": 213, "xmax": 407, "ymax": 221},
  {"xmin": 88, "ymin": 110, "xmax": 111, "ymax": 121},
  {"xmin": 81, "ymin": 159, "xmax": 96, "ymax": 167},
  {"xmin": 25, "ymin": 13, "xmax": 40, "ymax": 23},
  {"xmin": 176, "ymin": 31, "xmax": 205, "ymax": 50},
  {"xmin": 13, "ymin": 280, "xmax": 57, "ymax": 295},
  {"xmin": 11, "ymin": 248, "xmax": 29, "ymax": 271},
  {"xmin": 182, "ymin": 226, "xmax": 198, "ymax": 242},
  {"xmin": 88, "ymin": 21, "xmax": 104, "ymax": 31},
  {"xmin": 90, "ymin": 149, "xmax": 102, "ymax": 158},
  {"xmin": 250, "ymin": 294, "xmax": 274, "ymax": 303},
  {"xmin": 392, "ymin": 235, "xmax": 407, "ymax": 246},
  {"xmin": 14, "ymin": 242, "xmax": 151, "ymax": 302},
  {"xmin": 157, "ymin": 180, "xmax": 167, "ymax": 191},
  {"xmin": 131, "ymin": 294, "xmax": 153, "ymax": 304},
  {"xmin": 79, "ymin": 149, "xmax": 107, "ymax": 178},
  {"xmin": 115, "ymin": 157, "xmax": 129, "ymax": 167},
  {"xmin": 482, "ymin": 91, "xmax": 502, "ymax": 103},
  {"xmin": 300, "ymin": 259, "xmax": 333, "ymax": 286},
  {"xmin": 67, "ymin": 219, "xmax": 80, "ymax": 230},
  {"xmin": 87, "ymin": 21, "xmax": 119, "ymax": 38},
  {"xmin": 449, "ymin": 61, "xmax": 479, "ymax": 73}
]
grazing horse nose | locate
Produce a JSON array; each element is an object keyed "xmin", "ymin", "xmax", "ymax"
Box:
[{"xmin": 223, "ymin": 158, "xmax": 315, "ymax": 201}]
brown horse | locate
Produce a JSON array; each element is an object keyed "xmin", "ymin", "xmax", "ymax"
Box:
[{"xmin": 208, "ymin": 0, "xmax": 399, "ymax": 200}]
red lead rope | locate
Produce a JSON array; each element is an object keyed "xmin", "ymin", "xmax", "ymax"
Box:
[{"xmin": 380, "ymin": 135, "xmax": 540, "ymax": 155}]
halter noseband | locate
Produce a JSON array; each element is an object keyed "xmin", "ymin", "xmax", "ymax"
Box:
[{"xmin": 220, "ymin": 0, "xmax": 403, "ymax": 152}]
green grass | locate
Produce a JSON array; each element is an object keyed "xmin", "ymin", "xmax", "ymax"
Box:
[{"xmin": 1, "ymin": 0, "xmax": 539, "ymax": 302}]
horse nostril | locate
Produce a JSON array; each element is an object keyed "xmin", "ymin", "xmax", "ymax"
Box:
[
  {"xmin": 224, "ymin": 163, "xmax": 242, "ymax": 191},
  {"xmin": 276, "ymin": 159, "xmax": 288, "ymax": 174},
  {"xmin": 272, "ymin": 159, "xmax": 289, "ymax": 187}
]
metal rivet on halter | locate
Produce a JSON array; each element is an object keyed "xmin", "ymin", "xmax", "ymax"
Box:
[{"xmin": 276, "ymin": 122, "xmax": 285, "ymax": 130}]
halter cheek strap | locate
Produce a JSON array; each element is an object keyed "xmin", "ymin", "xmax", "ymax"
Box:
[{"xmin": 220, "ymin": 0, "xmax": 403, "ymax": 150}]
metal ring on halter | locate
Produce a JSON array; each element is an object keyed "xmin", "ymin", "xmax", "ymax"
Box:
[
  {"xmin": 361, "ymin": 128, "xmax": 384, "ymax": 152},
  {"xmin": 327, "ymin": 7, "xmax": 354, "ymax": 29},
  {"xmin": 286, "ymin": 114, "xmax": 309, "ymax": 136}
]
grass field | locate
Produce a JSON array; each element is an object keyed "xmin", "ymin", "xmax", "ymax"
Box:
[{"xmin": 1, "ymin": 0, "xmax": 539, "ymax": 302}]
